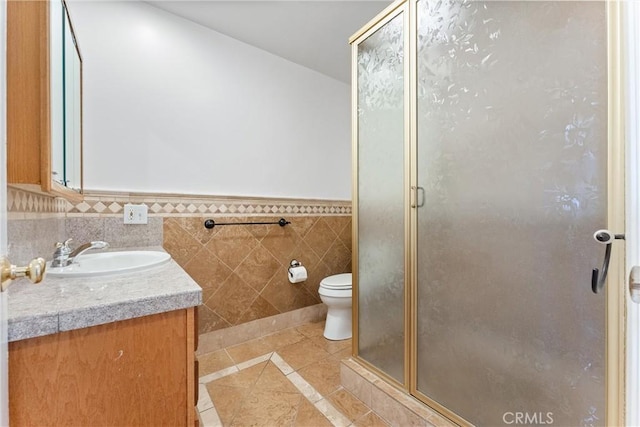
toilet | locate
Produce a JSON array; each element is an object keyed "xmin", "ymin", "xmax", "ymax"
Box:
[{"xmin": 318, "ymin": 273, "xmax": 352, "ymax": 340}]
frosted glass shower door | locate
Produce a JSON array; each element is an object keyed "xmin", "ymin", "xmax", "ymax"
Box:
[
  {"xmin": 355, "ymin": 6, "xmax": 407, "ymax": 383},
  {"xmin": 415, "ymin": 1, "xmax": 608, "ymax": 425}
]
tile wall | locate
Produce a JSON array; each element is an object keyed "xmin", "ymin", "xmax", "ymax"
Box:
[
  {"xmin": 7, "ymin": 186, "xmax": 352, "ymax": 335},
  {"xmin": 6, "ymin": 186, "xmax": 67, "ymax": 265},
  {"xmin": 164, "ymin": 215, "xmax": 351, "ymax": 335}
]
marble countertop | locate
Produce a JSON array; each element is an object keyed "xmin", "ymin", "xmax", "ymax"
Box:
[{"xmin": 6, "ymin": 247, "xmax": 202, "ymax": 342}]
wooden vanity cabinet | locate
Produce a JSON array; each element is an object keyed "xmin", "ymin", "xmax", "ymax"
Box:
[{"xmin": 8, "ymin": 308, "xmax": 197, "ymax": 426}]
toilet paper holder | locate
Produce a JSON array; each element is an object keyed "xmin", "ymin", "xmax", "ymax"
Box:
[{"xmin": 288, "ymin": 260, "xmax": 307, "ymax": 283}]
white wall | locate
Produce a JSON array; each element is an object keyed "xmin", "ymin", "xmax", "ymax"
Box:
[{"xmin": 67, "ymin": 1, "xmax": 351, "ymax": 200}]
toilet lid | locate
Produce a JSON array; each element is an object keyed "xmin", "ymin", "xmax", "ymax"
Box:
[{"xmin": 320, "ymin": 273, "xmax": 352, "ymax": 290}]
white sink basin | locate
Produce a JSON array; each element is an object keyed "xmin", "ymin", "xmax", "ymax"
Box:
[{"xmin": 46, "ymin": 251, "xmax": 171, "ymax": 278}]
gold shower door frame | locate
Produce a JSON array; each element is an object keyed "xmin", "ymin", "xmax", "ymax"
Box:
[
  {"xmin": 350, "ymin": 0, "xmax": 412, "ymax": 390},
  {"xmin": 350, "ymin": 0, "xmax": 626, "ymax": 425}
]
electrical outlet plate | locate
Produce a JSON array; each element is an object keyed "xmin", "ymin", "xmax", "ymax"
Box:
[{"xmin": 123, "ymin": 204, "xmax": 148, "ymax": 224}]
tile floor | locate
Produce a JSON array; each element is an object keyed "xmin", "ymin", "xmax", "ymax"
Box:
[{"xmin": 197, "ymin": 321, "xmax": 389, "ymax": 427}]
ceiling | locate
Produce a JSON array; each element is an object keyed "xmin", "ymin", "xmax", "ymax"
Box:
[{"xmin": 146, "ymin": 1, "xmax": 390, "ymax": 84}]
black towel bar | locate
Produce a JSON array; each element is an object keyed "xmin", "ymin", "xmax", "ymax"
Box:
[{"xmin": 204, "ymin": 217, "xmax": 290, "ymax": 229}]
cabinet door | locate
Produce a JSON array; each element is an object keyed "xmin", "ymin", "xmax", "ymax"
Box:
[
  {"xmin": 7, "ymin": 0, "xmax": 83, "ymax": 200},
  {"xmin": 6, "ymin": 1, "xmax": 48, "ymax": 189},
  {"xmin": 9, "ymin": 310, "xmax": 193, "ymax": 426}
]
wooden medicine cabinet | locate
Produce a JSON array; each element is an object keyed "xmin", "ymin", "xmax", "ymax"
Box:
[{"xmin": 7, "ymin": 0, "xmax": 83, "ymax": 200}]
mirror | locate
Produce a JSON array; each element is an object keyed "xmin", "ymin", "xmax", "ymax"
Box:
[{"xmin": 50, "ymin": 0, "xmax": 82, "ymax": 193}]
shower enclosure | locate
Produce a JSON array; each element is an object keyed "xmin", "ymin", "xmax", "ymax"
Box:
[{"xmin": 351, "ymin": 1, "xmax": 624, "ymax": 425}]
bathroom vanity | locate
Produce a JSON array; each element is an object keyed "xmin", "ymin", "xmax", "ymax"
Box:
[{"xmin": 5, "ymin": 249, "xmax": 201, "ymax": 426}]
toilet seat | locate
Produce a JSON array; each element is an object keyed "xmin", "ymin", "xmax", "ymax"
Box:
[
  {"xmin": 320, "ymin": 283, "xmax": 351, "ymax": 290},
  {"xmin": 318, "ymin": 286, "xmax": 351, "ymax": 298},
  {"xmin": 319, "ymin": 273, "xmax": 352, "ymax": 290}
]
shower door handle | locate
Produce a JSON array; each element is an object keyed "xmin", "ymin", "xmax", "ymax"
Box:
[
  {"xmin": 591, "ymin": 229, "xmax": 624, "ymax": 294},
  {"xmin": 411, "ymin": 186, "xmax": 425, "ymax": 208},
  {"xmin": 417, "ymin": 186, "xmax": 425, "ymax": 207}
]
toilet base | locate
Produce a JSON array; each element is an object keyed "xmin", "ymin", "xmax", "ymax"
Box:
[{"xmin": 323, "ymin": 306, "xmax": 352, "ymax": 341}]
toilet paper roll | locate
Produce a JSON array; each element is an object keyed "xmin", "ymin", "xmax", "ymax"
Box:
[{"xmin": 288, "ymin": 265, "xmax": 307, "ymax": 284}]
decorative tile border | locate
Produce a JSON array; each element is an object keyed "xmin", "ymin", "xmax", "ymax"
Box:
[
  {"xmin": 7, "ymin": 186, "xmax": 352, "ymax": 217},
  {"xmin": 70, "ymin": 191, "xmax": 351, "ymax": 217},
  {"xmin": 7, "ymin": 186, "xmax": 68, "ymax": 215}
]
